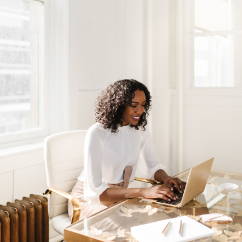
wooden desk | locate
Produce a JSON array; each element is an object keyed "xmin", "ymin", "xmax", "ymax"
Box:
[{"xmin": 64, "ymin": 170, "xmax": 242, "ymax": 241}]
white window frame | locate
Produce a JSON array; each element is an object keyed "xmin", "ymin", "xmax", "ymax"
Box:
[
  {"xmin": 0, "ymin": 0, "xmax": 70, "ymax": 148},
  {"xmin": 181, "ymin": 0, "xmax": 242, "ymax": 94},
  {"xmin": 0, "ymin": 0, "xmax": 48, "ymax": 148}
]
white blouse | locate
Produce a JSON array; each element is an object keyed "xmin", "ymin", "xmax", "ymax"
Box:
[{"xmin": 78, "ymin": 123, "xmax": 164, "ymax": 201}]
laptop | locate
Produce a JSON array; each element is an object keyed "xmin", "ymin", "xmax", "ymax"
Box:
[{"xmin": 151, "ymin": 158, "xmax": 214, "ymax": 208}]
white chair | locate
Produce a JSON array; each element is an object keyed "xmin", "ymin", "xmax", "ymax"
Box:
[{"xmin": 44, "ymin": 130, "xmax": 86, "ymax": 238}]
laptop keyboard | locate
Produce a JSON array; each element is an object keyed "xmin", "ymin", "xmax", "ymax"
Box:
[{"xmin": 155, "ymin": 188, "xmax": 184, "ymax": 205}]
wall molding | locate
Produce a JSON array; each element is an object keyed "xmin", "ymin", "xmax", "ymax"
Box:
[{"xmin": 0, "ymin": 146, "xmax": 46, "ymax": 203}]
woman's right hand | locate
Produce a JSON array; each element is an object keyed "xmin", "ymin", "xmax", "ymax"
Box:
[{"xmin": 141, "ymin": 184, "xmax": 177, "ymax": 201}]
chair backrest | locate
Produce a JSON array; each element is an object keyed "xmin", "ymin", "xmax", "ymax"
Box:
[{"xmin": 44, "ymin": 130, "xmax": 86, "ymax": 218}]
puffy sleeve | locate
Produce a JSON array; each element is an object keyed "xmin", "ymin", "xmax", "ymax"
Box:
[
  {"xmin": 141, "ymin": 131, "xmax": 166, "ymax": 179},
  {"xmin": 82, "ymin": 128, "xmax": 109, "ymax": 202}
]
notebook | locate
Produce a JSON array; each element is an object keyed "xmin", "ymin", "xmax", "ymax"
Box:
[
  {"xmin": 153, "ymin": 158, "xmax": 214, "ymax": 208},
  {"xmin": 131, "ymin": 216, "xmax": 214, "ymax": 242}
]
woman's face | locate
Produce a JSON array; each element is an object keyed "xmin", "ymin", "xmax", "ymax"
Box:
[{"xmin": 121, "ymin": 90, "xmax": 146, "ymax": 126}]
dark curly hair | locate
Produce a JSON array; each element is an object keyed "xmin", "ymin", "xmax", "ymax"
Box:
[{"xmin": 95, "ymin": 79, "xmax": 151, "ymax": 132}]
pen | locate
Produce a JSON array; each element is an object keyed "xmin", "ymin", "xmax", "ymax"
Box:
[
  {"xmin": 179, "ymin": 220, "xmax": 184, "ymax": 237},
  {"xmin": 161, "ymin": 221, "xmax": 171, "ymax": 236},
  {"xmin": 134, "ymin": 177, "xmax": 160, "ymax": 185},
  {"xmin": 207, "ymin": 214, "xmax": 224, "ymax": 221}
]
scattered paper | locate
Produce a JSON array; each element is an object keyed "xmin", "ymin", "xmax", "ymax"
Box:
[
  {"xmin": 119, "ymin": 204, "xmax": 158, "ymax": 217},
  {"xmin": 199, "ymin": 213, "xmax": 232, "ymax": 223}
]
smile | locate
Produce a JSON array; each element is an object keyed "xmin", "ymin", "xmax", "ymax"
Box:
[{"xmin": 132, "ymin": 116, "xmax": 140, "ymax": 120}]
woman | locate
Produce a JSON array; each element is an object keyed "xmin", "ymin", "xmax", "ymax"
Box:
[{"xmin": 68, "ymin": 79, "xmax": 185, "ymax": 221}]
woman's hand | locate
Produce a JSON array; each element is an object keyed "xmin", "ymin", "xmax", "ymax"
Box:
[
  {"xmin": 163, "ymin": 177, "xmax": 186, "ymax": 192},
  {"xmin": 141, "ymin": 184, "xmax": 178, "ymax": 201}
]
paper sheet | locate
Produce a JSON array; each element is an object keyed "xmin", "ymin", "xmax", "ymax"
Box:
[{"xmin": 131, "ymin": 216, "xmax": 214, "ymax": 242}]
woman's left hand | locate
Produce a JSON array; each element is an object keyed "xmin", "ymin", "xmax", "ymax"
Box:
[{"xmin": 163, "ymin": 177, "xmax": 186, "ymax": 193}]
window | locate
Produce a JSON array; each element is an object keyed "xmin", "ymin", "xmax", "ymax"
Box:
[
  {"xmin": 192, "ymin": 0, "xmax": 242, "ymax": 88},
  {"xmin": 0, "ymin": 0, "xmax": 45, "ymax": 145}
]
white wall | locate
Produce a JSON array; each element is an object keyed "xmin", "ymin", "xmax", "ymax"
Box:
[
  {"xmin": 183, "ymin": 92, "xmax": 242, "ymax": 172},
  {"xmin": 147, "ymin": 0, "xmax": 172, "ymax": 172},
  {"xmin": 69, "ymin": 0, "xmax": 147, "ymax": 129}
]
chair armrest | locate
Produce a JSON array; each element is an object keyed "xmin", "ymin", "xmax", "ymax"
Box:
[{"xmin": 43, "ymin": 188, "xmax": 85, "ymax": 224}]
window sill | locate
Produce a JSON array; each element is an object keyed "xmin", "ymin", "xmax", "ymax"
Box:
[{"xmin": 0, "ymin": 142, "xmax": 43, "ymax": 158}]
